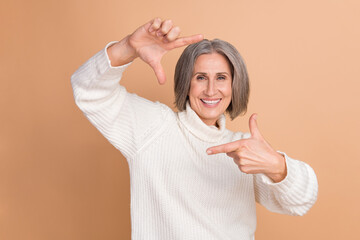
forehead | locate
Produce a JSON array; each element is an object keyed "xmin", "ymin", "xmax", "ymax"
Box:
[{"xmin": 193, "ymin": 53, "xmax": 231, "ymax": 73}]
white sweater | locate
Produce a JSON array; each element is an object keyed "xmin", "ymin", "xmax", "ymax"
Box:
[{"xmin": 71, "ymin": 43, "xmax": 318, "ymax": 240}]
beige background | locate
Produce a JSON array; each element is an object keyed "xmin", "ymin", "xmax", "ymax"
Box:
[{"xmin": 1, "ymin": 0, "xmax": 359, "ymax": 239}]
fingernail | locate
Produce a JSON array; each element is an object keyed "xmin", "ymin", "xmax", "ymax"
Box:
[{"xmin": 206, "ymin": 150, "xmax": 212, "ymax": 155}]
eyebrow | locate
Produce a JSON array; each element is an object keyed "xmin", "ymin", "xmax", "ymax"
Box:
[{"xmin": 193, "ymin": 72, "xmax": 230, "ymax": 76}]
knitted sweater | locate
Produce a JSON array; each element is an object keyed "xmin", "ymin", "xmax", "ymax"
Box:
[{"xmin": 71, "ymin": 43, "xmax": 318, "ymax": 240}]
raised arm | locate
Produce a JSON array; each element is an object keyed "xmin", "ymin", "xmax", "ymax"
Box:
[{"xmin": 71, "ymin": 18, "xmax": 203, "ymax": 159}]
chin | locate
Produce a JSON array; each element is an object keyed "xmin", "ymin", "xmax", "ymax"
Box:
[
  {"xmin": 190, "ymin": 97, "xmax": 230, "ymax": 125},
  {"xmin": 198, "ymin": 108, "xmax": 225, "ymax": 125}
]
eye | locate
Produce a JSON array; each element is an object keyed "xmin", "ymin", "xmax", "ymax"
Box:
[
  {"xmin": 217, "ymin": 75, "xmax": 226, "ymax": 80},
  {"xmin": 196, "ymin": 75, "xmax": 206, "ymax": 80}
]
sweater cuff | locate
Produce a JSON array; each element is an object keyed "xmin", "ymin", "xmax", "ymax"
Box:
[
  {"xmin": 259, "ymin": 151, "xmax": 298, "ymax": 194},
  {"xmin": 93, "ymin": 41, "xmax": 132, "ymax": 79}
]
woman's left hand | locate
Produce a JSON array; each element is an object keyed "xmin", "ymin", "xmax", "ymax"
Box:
[{"xmin": 206, "ymin": 114, "xmax": 287, "ymax": 183}]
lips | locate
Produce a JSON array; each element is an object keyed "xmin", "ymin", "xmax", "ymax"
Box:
[{"xmin": 201, "ymin": 98, "xmax": 221, "ymax": 105}]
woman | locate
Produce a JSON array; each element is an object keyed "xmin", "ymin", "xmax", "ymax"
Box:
[{"xmin": 71, "ymin": 18, "xmax": 318, "ymax": 239}]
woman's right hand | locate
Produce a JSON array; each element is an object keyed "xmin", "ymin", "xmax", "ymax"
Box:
[{"xmin": 107, "ymin": 18, "xmax": 203, "ymax": 84}]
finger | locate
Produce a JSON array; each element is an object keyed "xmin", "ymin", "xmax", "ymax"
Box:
[
  {"xmin": 239, "ymin": 165, "xmax": 252, "ymax": 174},
  {"xmin": 227, "ymin": 149, "xmax": 251, "ymax": 160},
  {"xmin": 226, "ymin": 151, "xmax": 240, "ymax": 160},
  {"xmin": 165, "ymin": 26, "xmax": 181, "ymax": 42},
  {"xmin": 207, "ymin": 140, "xmax": 244, "ymax": 155},
  {"xmin": 237, "ymin": 159, "xmax": 258, "ymax": 174},
  {"xmin": 156, "ymin": 19, "xmax": 173, "ymax": 37},
  {"xmin": 148, "ymin": 18, "xmax": 162, "ymax": 33},
  {"xmin": 149, "ymin": 61, "xmax": 166, "ymax": 85},
  {"xmin": 226, "ymin": 152, "xmax": 235, "ymax": 157},
  {"xmin": 239, "ymin": 165, "xmax": 262, "ymax": 174},
  {"xmin": 238, "ymin": 158, "xmax": 253, "ymax": 167},
  {"xmin": 249, "ymin": 113, "xmax": 263, "ymax": 140},
  {"xmin": 171, "ymin": 34, "xmax": 204, "ymax": 49}
]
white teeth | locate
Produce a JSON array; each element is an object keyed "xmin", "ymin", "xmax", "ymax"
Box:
[{"xmin": 201, "ymin": 99, "xmax": 221, "ymax": 104}]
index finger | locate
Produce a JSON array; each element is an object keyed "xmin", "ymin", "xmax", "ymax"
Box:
[
  {"xmin": 171, "ymin": 34, "xmax": 204, "ymax": 49},
  {"xmin": 206, "ymin": 140, "xmax": 244, "ymax": 155}
]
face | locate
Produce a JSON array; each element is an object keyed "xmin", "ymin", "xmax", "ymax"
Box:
[{"xmin": 188, "ymin": 53, "xmax": 232, "ymax": 126}]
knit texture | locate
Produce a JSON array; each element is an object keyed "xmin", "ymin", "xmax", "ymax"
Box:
[{"xmin": 71, "ymin": 43, "xmax": 318, "ymax": 240}]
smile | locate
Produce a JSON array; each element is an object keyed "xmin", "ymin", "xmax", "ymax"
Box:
[{"xmin": 201, "ymin": 99, "xmax": 221, "ymax": 105}]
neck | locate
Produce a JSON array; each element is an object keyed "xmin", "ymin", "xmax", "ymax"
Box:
[
  {"xmin": 177, "ymin": 102, "xmax": 226, "ymax": 142},
  {"xmin": 201, "ymin": 118, "xmax": 220, "ymax": 127}
]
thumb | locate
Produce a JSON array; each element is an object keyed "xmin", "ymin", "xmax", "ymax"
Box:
[
  {"xmin": 150, "ymin": 61, "xmax": 166, "ymax": 85},
  {"xmin": 249, "ymin": 113, "xmax": 263, "ymax": 139}
]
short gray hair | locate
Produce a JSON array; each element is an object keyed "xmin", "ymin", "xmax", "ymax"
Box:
[{"xmin": 174, "ymin": 39, "xmax": 249, "ymax": 120}]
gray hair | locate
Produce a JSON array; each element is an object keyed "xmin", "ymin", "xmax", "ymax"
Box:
[{"xmin": 174, "ymin": 39, "xmax": 250, "ymax": 120}]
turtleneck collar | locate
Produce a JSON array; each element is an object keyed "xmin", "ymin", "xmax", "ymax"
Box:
[{"xmin": 177, "ymin": 102, "xmax": 227, "ymax": 142}]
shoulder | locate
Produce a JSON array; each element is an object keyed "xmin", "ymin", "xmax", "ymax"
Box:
[
  {"xmin": 158, "ymin": 101, "xmax": 178, "ymax": 122},
  {"xmin": 120, "ymin": 90, "xmax": 178, "ymax": 135}
]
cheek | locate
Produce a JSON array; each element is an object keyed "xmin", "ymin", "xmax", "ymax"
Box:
[
  {"xmin": 188, "ymin": 82, "xmax": 203, "ymax": 98},
  {"xmin": 220, "ymin": 83, "xmax": 232, "ymax": 98},
  {"xmin": 227, "ymin": 87, "xmax": 232, "ymax": 97}
]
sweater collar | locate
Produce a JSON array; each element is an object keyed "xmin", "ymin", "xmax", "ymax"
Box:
[{"xmin": 177, "ymin": 102, "xmax": 226, "ymax": 142}]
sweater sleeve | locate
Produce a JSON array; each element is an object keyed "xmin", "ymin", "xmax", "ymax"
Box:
[
  {"xmin": 70, "ymin": 42, "xmax": 170, "ymax": 160},
  {"xmin": 253, "ymin": 152, "xmax": 318, "ymax": 216}
]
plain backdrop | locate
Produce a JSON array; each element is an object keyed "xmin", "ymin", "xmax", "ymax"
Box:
[{"xmin": 1, "ymin": 0, "xmax": 359, "ymax": 239}]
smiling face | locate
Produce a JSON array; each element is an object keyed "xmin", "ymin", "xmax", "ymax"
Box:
[{"xmin": 188, "ymin": 53, "xmax": 233, "ymax": 126}]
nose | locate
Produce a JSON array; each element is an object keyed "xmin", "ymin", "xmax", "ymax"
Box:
[{"xmin": 204, "ymin": 79, "xmax": 217, "ymax": 96}]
